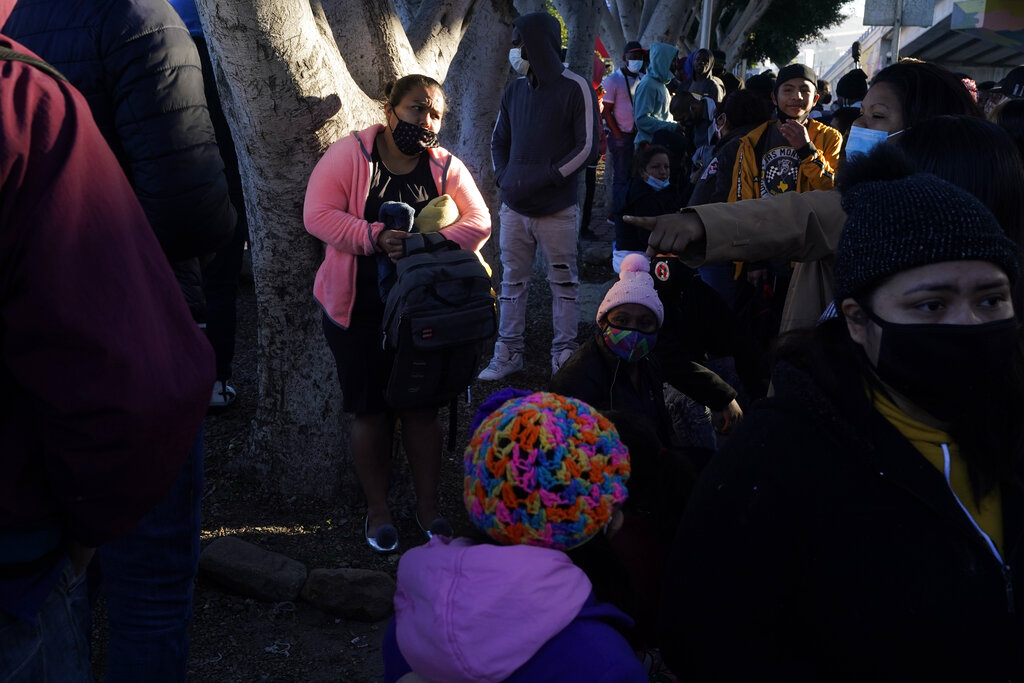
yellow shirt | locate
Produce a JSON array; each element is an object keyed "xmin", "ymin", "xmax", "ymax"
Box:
[{"xmin": 873, "ymin": 390, "xmax": 1004, "ymax": 555}]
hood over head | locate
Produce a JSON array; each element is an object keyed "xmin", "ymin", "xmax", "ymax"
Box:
[
  {"xmin": 513, "ymin": 11, "xmax": 564, "ymax": 85},
  {"xmin": 394, "ymin": 536, "xmax": 592, "ymax": 683},
  {"xmin": 646, "ymin": 42, "xmax": 677, "ymax": 84}
]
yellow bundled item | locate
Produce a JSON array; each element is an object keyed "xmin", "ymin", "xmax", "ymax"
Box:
[
  {"xmin": 415, "ymin": 194, "xmax": 493, "ymax": 277},
  {"xmin": 413, "ymin": 194, "xmax": 461, "ymax": 233}
]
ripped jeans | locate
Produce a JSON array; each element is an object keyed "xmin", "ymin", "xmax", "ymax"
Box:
[{"xmin": 496, "ymin": 204, "xmax": 579, "ymax": 355}]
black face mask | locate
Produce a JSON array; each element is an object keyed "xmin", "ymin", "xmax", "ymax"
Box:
[
  {"xmin": 390, "ymin": 117, "xmax": 439, "ymax": 156},
  {"xmin": 863, "ymin": 307, "xmax": 1020, "ymax": 422}
]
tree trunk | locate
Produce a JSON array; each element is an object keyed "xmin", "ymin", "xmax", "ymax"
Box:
[
  {"xmin": 440, "ymin": 0, "xmax": 516, "ymax": 267},
  {"xmin": 197, "ymin": 0, "xmax": 505, "ymax": 502}
]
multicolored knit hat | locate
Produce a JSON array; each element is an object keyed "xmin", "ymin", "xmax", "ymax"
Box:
[{"xmin": 463, "ymin": 391, "xmax": 630, "ymax": 551}]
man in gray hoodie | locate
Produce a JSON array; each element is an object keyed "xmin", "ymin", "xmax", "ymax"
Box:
[{"xmin": 479, "ymin": 11, "xmax": 601, "ymax": 380}]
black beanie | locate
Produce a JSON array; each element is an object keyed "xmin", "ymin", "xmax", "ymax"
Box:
[
  {"xmin": 775, "ymin": 63, "xmax": 817, "ymax": 93},
  {"xmin": 833, "ymin": 169, "xmax": 1020, "ymax": 303},
  {"xmin": 836, "ymin": 68, "xmax": 868, "ymax": 101}
]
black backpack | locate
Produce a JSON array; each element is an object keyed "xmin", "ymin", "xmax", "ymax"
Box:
[{"xmin": 381, "ymin": 232, "xmax": 496, "ymax": 423}]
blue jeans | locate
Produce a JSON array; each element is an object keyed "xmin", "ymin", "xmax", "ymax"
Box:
[
  {"xmin": 94, "ymin": 428, "xmax": 204, "ymax": 683},
  {"xmin": 0, "ymin": 560, "xmax": 91, "ymax": 682},
  {"xmin": 607, "ymin": 131, "xmax": 636, "ymax": 213}
]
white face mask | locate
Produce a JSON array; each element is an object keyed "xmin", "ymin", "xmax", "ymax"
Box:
[
  {"xmin": 645, "ymin": 175, "xmax": 670, "ymax": 191},
  {"xmin": 844, "ymin": 125, "xmax": 901, "ymax": 158},
  {"xmin": 509, "ymin": 47, "xmax": 530, "ymax": 76},
  {"xmin": 627, "ymin": 60, "xmax": 644, "ymax": 74}
]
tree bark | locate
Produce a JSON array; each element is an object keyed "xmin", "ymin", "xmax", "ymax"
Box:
[
  {"xmin": 640, "ymin": 0, "xmax": 692, "ymax": 46},
  {"xmin": 197, "ymin": 0, "xmax": 506, "ymax": 502}
]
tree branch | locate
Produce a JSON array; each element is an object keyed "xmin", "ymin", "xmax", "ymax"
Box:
[
  {"xmin": 319, "ymin": 0, "xmax": 417, "ymax": 98},
  {"xmin": 600, "ymin": 1, "xmax": 625, "ymax": 60},
  {"xmin": 641, "ymin": 0, "xmax": 691, "ymax": 46},
  {"xmin": 408, "ymin": 0, "xmax": 481, "ymax": 80}
]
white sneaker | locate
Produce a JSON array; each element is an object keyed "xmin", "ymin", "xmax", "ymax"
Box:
[
  {"xmin": 477, "ymin": 344, "xmax": 523, "ymax": 381},
  {"xmin": 551, "ymin": 348, "xmax": 574, "ymax": 375}
]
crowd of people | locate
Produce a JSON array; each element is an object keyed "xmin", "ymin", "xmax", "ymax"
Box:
[{"xmin": 4, "ymin": 0, "xmax": 1024, "ymax": 680}]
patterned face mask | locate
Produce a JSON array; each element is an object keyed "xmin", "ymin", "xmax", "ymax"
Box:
[
  {"xmin": 601, "ymin": 324, "xmax": 657, "ymax": 363},
  {"xmin": 390, "ymin": 117, "xmax": 439, "ymax": 156}
]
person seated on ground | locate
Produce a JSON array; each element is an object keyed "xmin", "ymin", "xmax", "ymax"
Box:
[
  {"xmin": 649, "ymin": 253, "xmax": 746, "ymax": 436},
  {"xmin": 566, "ymin": 408, "xmax": 696, "ymax": 662},
  {"xmin": 627, "ymin": 59, "xmax": 991, "ymax": 334},
  {"xmin": 660, "ymin": 151, "xmax": 1024, "ymax": 681},
  {"xmin": 612, "ymin": 145, "xmax": 679, "ymax": 271},
  {"xmin": 382, "ymin": 390, "xmax": 645, "ymax": 683},
  {"xmin": 550, "ymin": 254, "xmax": 736, "ymax": 456}
]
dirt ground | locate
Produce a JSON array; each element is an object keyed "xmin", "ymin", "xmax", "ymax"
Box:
[{"xmin": 109, "ymin": 175, "xmax": 618, "ymax": 682}]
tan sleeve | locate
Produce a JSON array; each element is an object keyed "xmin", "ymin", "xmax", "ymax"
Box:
[{"xmin": 685, "ymin": 189, "xmax": 846, "ymax": 266}]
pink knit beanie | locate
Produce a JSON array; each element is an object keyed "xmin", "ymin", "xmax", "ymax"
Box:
[{"xmin": 596, "ymin": 253, "xmax": 664, "ymax": 326}]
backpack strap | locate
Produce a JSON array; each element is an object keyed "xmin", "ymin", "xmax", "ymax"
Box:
[
  {"xmin": 402, "ymin": 231, "xmax": 453, "ymax": 257},
  {"xmin": 0, "ymin": 40, "xmax": 66, "ymax": 82}
]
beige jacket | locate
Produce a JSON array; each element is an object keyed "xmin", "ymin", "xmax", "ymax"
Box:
[{"xmin": 677, "ymin": 189, "xmax": 846, "ymax": 333}]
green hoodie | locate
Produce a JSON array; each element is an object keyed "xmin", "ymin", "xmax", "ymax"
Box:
[{"xmin": 633, "ymin": 42, "xmax": 679, "ymax": 147}]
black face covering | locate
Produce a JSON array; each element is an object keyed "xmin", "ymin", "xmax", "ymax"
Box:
[
  {"xmin": 390, "ymin": 117, "xmax": 439, "ymax": 156},
  {"xmin": 863, "ymin": 307, "xmax": 1020, "ymax": 422}
]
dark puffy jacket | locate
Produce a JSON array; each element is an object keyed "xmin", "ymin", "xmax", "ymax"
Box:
[{"xmin": 4, "ymin": 0, "xmax": 236, "ymax": 319}]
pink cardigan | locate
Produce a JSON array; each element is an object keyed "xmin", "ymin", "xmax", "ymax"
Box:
[{"xmin": 303, "ymin": 124, "xmax": 491, "ymax": 328}]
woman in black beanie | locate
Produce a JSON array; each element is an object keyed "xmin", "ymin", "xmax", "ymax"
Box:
[{"xmin": 659, "ymin": 147, "xmax": 1024, "ymax": 680}]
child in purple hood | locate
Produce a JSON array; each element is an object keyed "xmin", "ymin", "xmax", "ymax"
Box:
[{"xmin": 382, "ymin": 390, "xmax": 646, "ymax": 683}]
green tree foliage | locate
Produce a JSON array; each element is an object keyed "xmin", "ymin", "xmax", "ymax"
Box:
[
  {"xmin": 544, "ymin": 0, "xmax": 568, "ymax": 48},
  {"xmin": 738, "ymin": 0, "xmax": 849, "ymax": 65}
]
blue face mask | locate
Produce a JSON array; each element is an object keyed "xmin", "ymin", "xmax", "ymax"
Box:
[
  {"xmin": 602, "ymin": 324, "xmax": 657, "ymax": 363},
  {"xmin": 645, "ymin": 176, "xmax": 670, "ymax": 191},
  {"xmin": 845, "ymin": 125, "xmax": 901, "ymax": 158}
]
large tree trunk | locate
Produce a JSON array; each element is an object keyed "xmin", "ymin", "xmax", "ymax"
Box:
[
  {"xmin": 197, "ymin": 0, "xmax": 503, "ymax": 502},
  {"xmin": 441, "ymin": 0, "xmax": 516, "ymax": 267}
]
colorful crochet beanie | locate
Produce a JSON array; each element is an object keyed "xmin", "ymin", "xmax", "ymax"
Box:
[{"xmin": 463, "ymin": 391, "xmax": 631, "ymax": 551}]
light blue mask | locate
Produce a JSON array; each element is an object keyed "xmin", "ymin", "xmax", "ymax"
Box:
[
  {"xmin": 845, "ymin": 125, "xmax": 901, "ymax": 158},
  {"xmin": 645, "ymin": 176, "xmax": 670, "ymax": 191}
]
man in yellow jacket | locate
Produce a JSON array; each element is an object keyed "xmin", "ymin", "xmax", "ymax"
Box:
[{"xmin": 729, "ymin": 63, "xmax": 842, "ymax": 202}]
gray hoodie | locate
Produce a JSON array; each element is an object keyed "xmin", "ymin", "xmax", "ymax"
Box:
[{"xmin": 490, "ymin": 11, "xmax": 600, "ymax": 217}]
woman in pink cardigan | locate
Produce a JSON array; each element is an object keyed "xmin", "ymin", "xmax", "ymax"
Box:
[{"xmin": 304, "ymin": 74, "xmax": 491, "ymax": 553}]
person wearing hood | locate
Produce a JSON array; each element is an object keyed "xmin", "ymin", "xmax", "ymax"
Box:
[
  {"xmin": 0, "ymin": 1, "xmax": 214, "ymax": 677},
  {"xmin": 660, "ymin": 152, "xmax": 1024, "ymax": 680},
  {"xmin": 632, "ymin": 42, "xmax": 681, "ymax": 148},
  {"xmin": 382, "ymin": 390, "xmax": 645, "ymax": 683},
  {"xmin": 674, "ymin": 48, "xmax": 725, "ymax": 104},
  {"xmin": 479, "ymin": 11, "xmax": 601, "ymax": 381}
]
